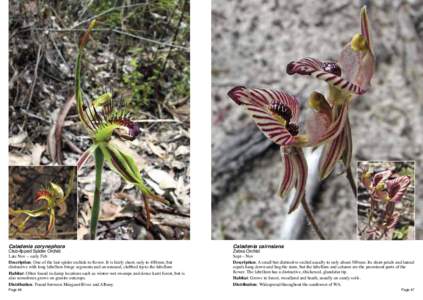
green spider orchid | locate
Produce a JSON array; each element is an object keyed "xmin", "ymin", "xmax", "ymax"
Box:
[
  {"xmin": 228, "ymin": 6, "xmax": 375, "ymax": 239},
  {"xmin": 10, "ymin": 177, "xmax": 72, "ymax": 236},
  {"xmin": 75, "ymin": 20, "xmax": 163, "ymax": 239}
]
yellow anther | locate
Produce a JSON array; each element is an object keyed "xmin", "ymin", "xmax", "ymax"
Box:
[
  {"xmin": 88, "ymin": 19, "xmax": 97, "ymax": 32},
  {"xmin": 308, "ymin": 91, "xmax": 326, "ymax": 111},
  {"xmin": 351, "ymin": 33, "xmax": 368, "ymax": 51},
  {"xmin": 374, "ymin": 181, "xmax": 385, "ymax": 192},
  {"xmin": 294, "ymin": 135, "xmax": 308, "ymax": 146},
  {"xmin": 362, "ymin": 171, "xmax": 371, "ymax": 180},
  {"xmin": 271, "ymin": 114, "xmax": 287, "ymax": 126}
]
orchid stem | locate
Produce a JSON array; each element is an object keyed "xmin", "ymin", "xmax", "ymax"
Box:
[
  {"xmin": 301, "ymin": 197, "xmax": 326, "ymax": 240},
  {"xmin": 90, "ymin": 148, "xmax": 104, "ymax": 240},
  {"xmin": 346, "ymin": 166, "xmax": 357, "ymax": 197}
]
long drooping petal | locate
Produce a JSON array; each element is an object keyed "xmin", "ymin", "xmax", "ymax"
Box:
[
  {"xmin": 75, "ymin": 21, "xmax": 97, "ymax": 134},
  {"xmin": 287, "ymin": 57, "xmax": 366, "ymax": 95},
  {"xmin": 386, "ymin": 176, "xmax": 411, "ymax": 203},
  {"xmin": 341, "ymin": 117, "xmax": 353, "ymax": 169},
  {"xmin": 47, "ymin": 208, "xmax": 56, "ymax": 234},
  {"xmin": 385, "ymin": 212, "xmax": 400, "ymax": 230},
  {"xmin": 77, "ymin": 144, "xmax": 98, "ymax": 170},
  {"xmin": 228, "ymin": 86, "xmax": 300, "ymax": 146},
  {"xmin": 319, "ymin": 124, "xmax": 346, "ymax": 180},
  {"xmin": 287, "ymin": 147, "xmax": 308, "ymax": 214},
  {"xmin": 278, "ymin": 147, "xmax": 297, "ymax": 198}
]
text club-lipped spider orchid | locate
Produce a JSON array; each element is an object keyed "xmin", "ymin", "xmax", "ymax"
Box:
[
  {"xmin": 10, "ymin": 172, "xmax": 74, "ymax": 236},
  {"xmin": 75, "ymin": 20, "xmax": 164, "ymax": 239},
  {"xmin": 359, "ymin": 168, "xmax": 411, "ymax": 239},
  {"xmin": 287, "ymin": 6, "xmax": 375, "ymax": 185},
  {"xmin": 227, "ymin": 7, "xmax": 375, "ymax": 239}
]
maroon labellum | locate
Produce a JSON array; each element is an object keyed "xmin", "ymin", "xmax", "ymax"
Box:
[
  {"xmin": 287, "ymin": 123, "xmax": 299, "ymax": 136},
  {"xmin": 269, "ymin": 100, "xmax": 292, "ymax": 123},
  {"xmin": 321, "ymin": 62, "xmax": 342, "ymax": 76}
]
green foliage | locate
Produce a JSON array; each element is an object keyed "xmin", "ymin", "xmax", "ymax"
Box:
[
  {"xmin": 392, "ymin": 226, "xmax": 409, "ymax": 240},
  {"xmin": 122, "ymin": 48, "xmax": 189, "ymax": 108},
  {"xmin": 85, "ymin": 0, "xmax": 189, "ymax": 112}
]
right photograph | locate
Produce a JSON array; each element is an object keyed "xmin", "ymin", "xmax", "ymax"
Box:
[
  {"xmin": 357, "ymin": 161, "xmax": 415, "ymax": 240},
  {"xmin": 212, "ymin": 1, "xmax": 423, "ymax": 240}
]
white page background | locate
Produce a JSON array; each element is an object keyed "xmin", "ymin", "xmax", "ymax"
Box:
[{"xmin": 1, "ymin": 1, "xmax": 422, "ymax": 299}]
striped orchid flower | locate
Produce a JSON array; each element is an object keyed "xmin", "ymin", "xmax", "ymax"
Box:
[
  {"xmin": 75, "ymin": 21, "xmax": 163, "ymax": 239},
  {"xmin": 10, "ymin": 182, "xmax": 66, "ymax": 235},
  {"xmin": 360, "ymin": 169, "xmax": 411, "ymax": 240},
  {"xmin": 227, "ymin": 86, "xmax": 349, "ymax": 239},
  {"xmin": 228, "ymin": 87, "xmax": 347, "ymax": 213},
  {"xmin": 287, "ymin": 7, "xmax": 375, "ymax": 186}
]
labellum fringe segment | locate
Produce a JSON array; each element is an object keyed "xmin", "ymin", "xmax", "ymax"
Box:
[
  {"xmin": 75, "ymin": 20, "xmax": 164, "ymax": 239},
  {"xmin": 227, "ymin": 6, "xmax": 375, "ymax": 239}
]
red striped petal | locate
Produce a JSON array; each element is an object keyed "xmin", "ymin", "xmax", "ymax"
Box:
[
  {"xmin": 286, "ymin": 57, "xmax": 366, "ymax": 95},
  {"xmin": 386, "ymin": 176, "xmax": 410, "ymax": 203},
  {"xmin": 287, "ymin": 147, "xmax": 308, "ymax": 214},
  {"xmin": 278, "ymin": 147, "xmax": 297, "ymax": 198},
  {"xmin": 372, "ymin": 170, "xmax": 392, "ymax": 187},
  {"xmin": 77, "ymin": 145, "xmax": 96, "ymax": 170},
  {"xmin": 319, "ymin": 125, "xmax": 346, "ymax": 180},
  {"xmin": 341, "ymin": 117, "xmax": 352, "ymax": 168},
  {"xmin": 228, "ymin": 87, "xmax": 300, "ymax": 146}
]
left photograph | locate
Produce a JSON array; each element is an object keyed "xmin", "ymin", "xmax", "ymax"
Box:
[
  {"xmin": 9, "ymin": 0, "xmax": 190, "ymax": 240},
  {"xmin": 9, "ymin": 166, "xmax": 77, "ymax": 240}
]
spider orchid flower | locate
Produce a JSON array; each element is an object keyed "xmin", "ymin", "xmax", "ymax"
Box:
[
  {"xmin": 10, "ymin": 182, "xmax": 65, "ymax": 235},
  {"xmin": 75, "ymin": 20, "xmax": 163, "ymax": 237},
  {"xmin": 286, "ymin": 6, "xmax": 375, "ymax": 184}
]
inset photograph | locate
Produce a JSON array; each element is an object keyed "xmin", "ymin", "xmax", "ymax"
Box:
[
  {"xmin": 357, "ymin": 161, "xmax": 415, "ymax": 240},
  {"xmin": 9, "ymin": 166, "xmax": 77, "ymax": 240}
]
